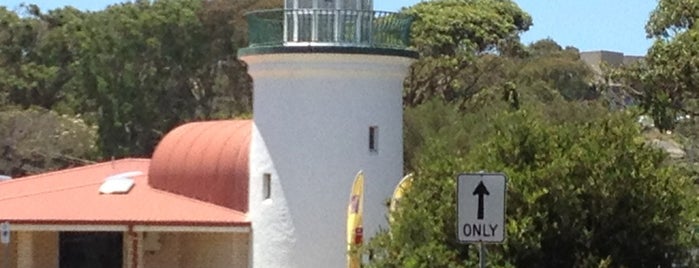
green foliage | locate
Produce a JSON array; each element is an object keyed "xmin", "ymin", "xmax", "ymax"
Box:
[
  {"xmin": 403, "ymin": 99, "xmax": 508, "ymax": 172},
  {"xmin": 645, "ymin": 0, "xmax": 699, "ymax": 38},
  {"xmin": 481, "ymin": 109, "xmax": 695, "ymax": 267},
  {"xmin": 388, "ymin": 1, "xmax": 698, "ymax": 266},
  {"xmin": 72, "ymin": 0, "xmax": 202, "ymax": 156},
  {"xmin": 0, "ymin": 6, "xmax": 87, "ymax": 110},
  {"xmin": 518, "ymin": 39, "xmax": 597, "ymax": 101},
  {"xmin": 611, "ymin": 37, "xmax": 699, "ymax": 130},
  {"xmin": 69, "ymin": 0, "xmax": 256, "ymax": 157},
  {"xmin": 0, "ymin": 1, "xmax": 273, "ymax": 158},
  {"xmin": 613, "ymin": 0, "xmax": 699, "ymax": 130},
  {"xmin": 407, "ymin": 0, "xmax": 531, "ymax": 57},
  {"xmin": 403, "ymin": 0, "xmax": 532, "ymax": 107},
  {"xmin": 370, "ymin": 101, "xmax": 698, "ymax": 267},
  {"xmin": 0, "ymin": 106, "xmax": 97, "ymax": 177},
  {"xmin": 403, "ymin": 3, "xmax": 594, "ymax": 108}
]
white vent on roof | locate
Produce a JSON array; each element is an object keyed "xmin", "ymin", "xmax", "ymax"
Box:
[
  {"xmin": 99, "ymin": 171, "xmax": 142, "ymax": 194},
  {"xmin": 0, "ymin": 175, "xmax": 11, "ymax": 182}
]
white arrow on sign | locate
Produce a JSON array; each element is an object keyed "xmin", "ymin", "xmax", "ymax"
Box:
[{"xmin": 457, "ymin": 173, "xmax": 507, "ymax": 243}]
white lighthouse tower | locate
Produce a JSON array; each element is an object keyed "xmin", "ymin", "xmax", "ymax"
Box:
[{"xmin": 240, "ymin": 1, "xmax": 417, "ymax": 267}]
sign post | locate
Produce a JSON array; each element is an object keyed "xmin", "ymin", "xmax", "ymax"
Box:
[{"xmin": 457, "ymin": 173, "xmax": 507, "ymax": 267}]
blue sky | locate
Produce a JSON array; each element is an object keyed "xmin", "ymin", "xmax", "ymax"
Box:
[{"xmin": 0, "ymin": 0, "xmax": 655, "ymax": 56}]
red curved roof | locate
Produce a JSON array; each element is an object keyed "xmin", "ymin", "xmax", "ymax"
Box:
[{"xmin": 149, "ymin": 120, "xmax": 251, "ymax": 212}]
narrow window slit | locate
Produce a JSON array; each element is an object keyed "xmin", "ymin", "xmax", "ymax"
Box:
[
  {"xmin": 369, "ymin": 126, "xmax": 378, "ymax": 153},
  {"xmin": 263, "ymin": 173, "xmax": 272, "ymax": 200}
]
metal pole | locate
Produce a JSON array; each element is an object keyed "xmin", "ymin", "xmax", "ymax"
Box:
[{"xmin": 479, "ymin": 242, "xmax": 486, "ymax": 268}]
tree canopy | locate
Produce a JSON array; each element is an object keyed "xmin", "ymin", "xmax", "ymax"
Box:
[
  {"xmin": 0, "ymin": 0, "xmax": 285, "ymax": 160},
  {"xmin": 378, "ymin": 1, "xmax": 699, "ymax": 267},
  {"xmin": 373, "ymin": 100, "xmax": 697, "ymax": 267},
  {"xmin": 403, "ymin": 0, "xmax": 532, "ymax": 107},
  {"xmin": 613, "ymin": 0, "xmax": 699, "ymax": 130},
  {"xmin": 0, "ymin": 0, "xmax": 282, "ymax": 173},
  {"xmin": 0, "ymin": 106, "xmax": 97, "ymax": 177}
]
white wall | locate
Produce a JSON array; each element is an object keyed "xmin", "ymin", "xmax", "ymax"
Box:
[
  {"xmin": 249, "ymin": 124, "xmax": 296, "ymax": 268},
  {"xmin": 244, "ymin": 52, "xmax": 413, "ymax": 268}
]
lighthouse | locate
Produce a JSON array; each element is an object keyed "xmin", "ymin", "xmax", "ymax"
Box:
[{"xmin": 240, "ymin": 1, "xmax": 417, "ymax": 267}]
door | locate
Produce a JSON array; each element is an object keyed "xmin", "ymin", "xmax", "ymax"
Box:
[{"xmin": 59, "ymin": 232, "xmax": 123, "ymax": 268}]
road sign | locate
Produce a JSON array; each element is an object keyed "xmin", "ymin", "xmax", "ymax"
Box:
[
  {"xmin": 1, "ymin": 222, "xmax": 9, "ymax": 244},
  {"xmin": 457, "ymin": 173, "xmax": 506, "ymax": 243}
]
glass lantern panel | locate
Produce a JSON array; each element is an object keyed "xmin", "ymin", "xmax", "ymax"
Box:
[
  {"xmin": 318, "ymin": 0, "xmax": 335, "ymax": 9},
  {"xmin": 292, "ymin": 0, "xmax": 312, "ymax": 8}
]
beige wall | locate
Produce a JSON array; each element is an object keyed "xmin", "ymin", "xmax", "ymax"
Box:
[
  {"xmin": 141, "ymin": 232, "xmax": 180, "ymax": 267},
  {"xmin": 1, "ymin": 231, "xmax": 58, "ymax": 268},
  {"xmin": 0, "ymin": 231, "xmax": 18, "ymax": 268},
  {"xmin": 30, "ymin": 232, "xmax": 59, "ymax": 268},
  {"xmin": 4, "ymin": 229, "xmax": 249, "ymax": 268},
  {"xmin": 180, "ymin": 232, "xmax": 249, "ymax": 268},
  {"xmin": 141, "ymin": 232, "xmax": 250, "ymax": 268}
]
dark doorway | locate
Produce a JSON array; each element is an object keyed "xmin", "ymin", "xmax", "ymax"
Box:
[{"xmin": 59, "ymin": 232, "xmax": 123, "ymax": 268}]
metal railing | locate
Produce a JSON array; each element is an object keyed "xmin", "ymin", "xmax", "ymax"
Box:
[{"xmin": 246, "ymin": 9, "xmax": 413, "ymax": 49}]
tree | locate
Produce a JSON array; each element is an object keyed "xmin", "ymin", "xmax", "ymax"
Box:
[
  {"xmin": 0, "ymin": 106, "xmax": 97, "ymax": 177},
  {"xmin": 66, "ymin": 0, "xmax": 260, "ymax": 157},
  {"xmin": 0, "ymin": 6, "xmax": 88, "ymax": 111},
  {"xmin": 369, "ymin": 101, "xmax": 698, "ymax": 267},
  {"xmin": 0, "ymin": 0, "xmax": 284, "ymax": 158},
  {"xmin": 69, "ymin": 0, "xmax": 285, "ymax": 157},
  {"xmin": 403, "ymin": 0, "xmax": 532, "ymax": 107},
  {"xmin": 401, "ymin": 1, "xmax": 595, "ymax": 110},
  {"xmin": 613, "ymin": 0, "xmax": 699, "ymax": 130},
  {"xmin": 517, "ymin": 39, "xmax": 596, "ymax": 101},
  {"xmin": 403, "ymin": 39, "xmax": 598, "ymax": 172}
]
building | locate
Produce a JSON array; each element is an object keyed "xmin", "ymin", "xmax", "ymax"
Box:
[
  {"xmin": 580, "ymin": 50, "xmax": 643, "ymax": 78},
  {"xmin": 580, "ymin": 50, "xmax": 644, "ymax": 108},
  {"xmin": 0, "ymin": 0, "xmax": 416, "ymax": 267}
]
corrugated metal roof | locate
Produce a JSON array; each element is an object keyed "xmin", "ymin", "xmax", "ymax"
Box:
[{"xmin": 0, "ymin": 159, "xmax": 247, "ymax": 226}]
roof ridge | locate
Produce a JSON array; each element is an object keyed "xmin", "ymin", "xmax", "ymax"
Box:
[
  {"xmin": 178, "ymin": 119, "xmax": 252, "ymax": 126},
  {"xmin": 0, "ymin": 181, "xmax": 103, "ymax": 202},
  {"xmin": 0, "ymin": 175, "xmax": 248, "ymax": 219},
  {"xmin": 0, "ymin": 172, "xmax": 150, "ymax": 202},
  {"xmin": 4, "ymin": 158, "xmax": 150, "ymax": 184}
]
